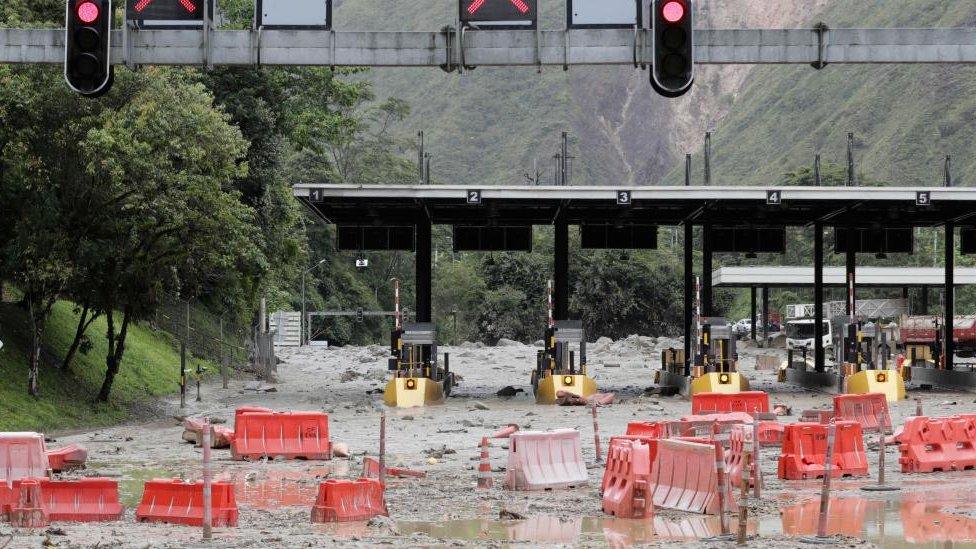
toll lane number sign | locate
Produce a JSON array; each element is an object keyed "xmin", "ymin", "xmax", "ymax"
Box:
[
  {"xmin": 461, "ymin": 0, "xmax": 537, "ymax": 28},
  {"xmin": 127, "ymin": 0, "xmax": 205, "ymax": 20}
]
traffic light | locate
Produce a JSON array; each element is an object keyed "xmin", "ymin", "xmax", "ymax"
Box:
[
  {"xmin": 65, "ymin": 0, "xmax": 114, "ymax": 96},
  {"xmin": 651, "ymin": 0, "xmax": 694, "ymax": 98}
]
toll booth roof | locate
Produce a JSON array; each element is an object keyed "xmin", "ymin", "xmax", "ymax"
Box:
[
  {"xmin": 713, "ymin": 266, "xmax": 976, "ymax": 288},
  {"xmin": 295, "ymin": 184, "xmax": 976, "ymax": 227}
]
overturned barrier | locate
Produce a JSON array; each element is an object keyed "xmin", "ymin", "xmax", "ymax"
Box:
[
  {"xmin": 897, "ymin": 415, "xmax": 976, "ymax": 473},
  {"xmin": 46, "ymin": 444, "xmax": 88, "ymax": 473},
  {"xmin": 231, "ymin": 411, "xmax": 332, "ymax": 461},
  {"xmin": 649, "ymin": 439, "xmax": 729, "ymax": 515},
  {"xmin": 834, "ymin": 393, "xmax": 892, "ymax": 434},
  {"xmin": 135, "ymin": 479, "xmax": 238, "ymax": 527},
  {"xmin": 668, "ymin": 413, "xmax": 753, "ymax": 438},
  {"xmin": 182, "ymin": 418, "xmax": 234, "ymax": 449},
  {"xmin": 602, "ymin": 439, "xmax": 653, "ymax": 519},
  {"xmin": 361, "ymin": 456, "xmax": 427, "ymax": 479},
  {"xmin": 800, "ymin": 409, "xmax": 834, "ymax": 424},
  {"xmin": 504, "ymin": 429, "xmax": 588, "ymax": 491},
  {"xmin": 0, "ymin": 433, "xmax": 49, "ymax": 481},
  {"xmin": 777, "ymin": 421, "xmax": 868, "ymax": 480},
  {"xmin": 691, "ymin": 392, "xmax": 769, "ymax": 415},
  {"xmin": 310, "ymin": 478, "xmax": 387, "ymax": 523},
  {"xmin": 625, "ymin": 422, "xmax": 664, "ymax": 438},
  {"xmin": 757, "ymin": 422, "xmax": 785, "ymax": 447}
]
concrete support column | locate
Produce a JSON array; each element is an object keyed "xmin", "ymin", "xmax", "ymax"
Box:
[
  {"xmin": 702, "ymin": 224, "xmax": 713, "ymax": 317},
  {"xmin": 554, "ymin": 219, "xmax": 569, "ymax": 321},
  {"xmin": 945, "ymin": 222, "xmax": 955, "ymax": 371},
  {"xmin": 683, "ymin": 223, "xmax": 694, "ymax": 376},
  {"xmin": 814, "ymin": 222, "xmax": 825, "ymax": 372}
]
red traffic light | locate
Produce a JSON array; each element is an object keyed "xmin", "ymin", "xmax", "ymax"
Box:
[
  {"xmin": 77, "ymin": 1, "xmax": 100, "ymax": 23},
  {"xmin": 661, "ymin": 1, "xmax": 685, "ymax": 24}
]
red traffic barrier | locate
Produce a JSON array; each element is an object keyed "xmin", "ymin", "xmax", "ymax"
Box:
[
  {"xmin": 362, "ymin": 456, "xmax": 427, "ymax": 479},
  {"xmin": 649, "ymin": 439, "xmax": 730, "ymax": 515},
  {"xmin": 234, "ymin": 406, "xmax": 275, "ymax": 429},
  {"xmin": 667, "ymin": 412, "xmax": 753, "ymax": 438},
  {"xmin": 232, "ymin": 411, "xmax": 332, "ymax": 461},
  {"xmin": 777, "ymin": 421, "xmax": 868, "ymax": 480},
  {"xmin": 896, "ymin": 415, "xmax": 976, "ymax": 473},
  {"xmin": 834, "ymin": 393, "xmax": 892, "ymax": 434},
  {"xmin": 601, "ymin": 436, "xmax": 660, "ymax": 495},
  {"xmin": 310, "ymin": 478, "xmax": 387, "ymax": 523},
  {"xmin": 36, "ymin": 478, "xmax": 123, "ymax": 522},
  {"xmin": 691, "ymin": 392, "xmax": 769, "ymax": 415},
  {"xmin": 504, "ymin": 429, "xmax": 588, "ymax": 491},
  {"xmin": 725, "ymin": 425, "xmax": 757, "ymax": 489},
  {"xmin": 625, "ymin": 422, "xmax": 664, "ymax": 438},
  {"xmin": 10, "ymin": 479, "xmax": 47, "ymax": 528},
  {"xmin": 492, "ymin": 424, "xmax": 520, "ymax": 439},
  {"xmin": 135, "ymin": 479, "xmax": 238, "ymax": 527},
  {"xmin": 46, "ymin": 444, "xmax": 88, "ymax": 473},
  {"xmin": 0, "ymin": 432, "xmax": 50, "ymax": 481},
  {"xmin": 757, "ymin": 421, "xmax": 785, "ymax": 447},
  {"xmin": 602, "ymin": 439, "xmax": 653, "ymax": 519}
]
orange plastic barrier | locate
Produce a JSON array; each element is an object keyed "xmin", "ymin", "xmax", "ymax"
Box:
[
  {"xmin": 135, "ymin": 479, "xmax": 238, "ymax": 527},
  {"xmin": 504, "ymin": 429, "xmax": 588, "ymax": 491},
  {"xmin": 361, "ymin": 456, "xmax": 427, "ymax": 479},
  {"xmin": 0, "ymin": 432, "xmax": 49, "ymax": 481},
  {"xmin": 896, "ymin": 415, "xmax": 976, "ymax": 473},
  {"xmin": 668, "ymin": 412, "xmax": 753, "ymax": 438},
  {"xmin": 649, "ymin": 439, "xmax": 729, "ymax": 515},
  {"xmin": 757, "ymin": 421, "xmax": 785, "ymax": 447},
  {"xmin": 46, "ymin": 444, "xmax": 88, "ymax": 472},
  {"xmin": 725, "ymin": 425, "xmax": 757, "ymax": 489},
  {"xmin": 231, "ymin": 411, "xmax": 332, "ymax": 461},
  {"xmin": 34, "ymin": 478, "xmax": 122, "ymax": 522},
  {"xmin": 10, "ymin": 480, "xmax": 47, "ymax": 528},
  {"xmin": 602, "ymin": 439, "xmax": 653, "ymax": 519},
  {"xmin": 625, "ymin": 422, "xmax": 664, "ymax": 438},
  {"xmin": 601, "ymin": 436, "xmax": 659, "ymax": 495},
  {"xmin": 234, "ymin": 406, "xmax": 275, "ymax": 429},
  {"xmin": 691, "ymin": 392, "xmax": 769, "ymax": 415},
  {"xmin": 183, "ymin": 418, "xmax": 234, "ymax": 449},
  {"xmin": 777, "ymin": 421, "xmax": 868, "ymax": 480},
  {"xmin": 310, "ymin": 479, "xmax": 387, "ymax": 523},
  {"xmin": 833, "ymin": 393, "xmax": 891, "ymax": 433}
]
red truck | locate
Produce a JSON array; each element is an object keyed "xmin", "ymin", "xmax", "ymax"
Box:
[{"xmin": 900, "ymin": 316, "xmax": 976, "ymax": 358}]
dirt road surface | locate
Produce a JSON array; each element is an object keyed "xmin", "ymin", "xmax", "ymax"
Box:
[{"xmin": 4, "ymin": 337, "xmax": 976, "ymax": 548}]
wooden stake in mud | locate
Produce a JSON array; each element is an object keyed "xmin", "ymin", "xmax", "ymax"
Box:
[
  {"xmin": 752, "ymin": 418, "xmax": 761, "ymax": 499},
  {"xmin": 202, "ymin": 419, "xmax": 213, "ymax": 540},
  {"xmin": 716, "ymin": 444, "xmax": 730, "ymax": 536},
  {"xmin": 915, "ymin": 397, "xmax": 923, "ymax": 416},
  {"xmin": 801, "ymin": 423, "xmax": 837, "ymax": 544},
  {"xmin": 591, "ymin": 402, "xmax": 602, "ymax": 464},
  {"xmin": 379, "ymin": 408, "xmax": 387, "ymax": 485},
  {"xmin": 862, "ymin": 412, "xmax": 899, "ymax": 492},
  {"xmin": 737, "ymin": 446, "xmax": 751, "ymax": 545}
]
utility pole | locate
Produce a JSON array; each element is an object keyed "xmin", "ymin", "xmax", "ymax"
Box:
[
  {"xmin": 945, "ymin": 155, "xmax": 952, "ymax": 187},
  {"xmin": 847, "ymin": 132, "xmax": 855, "ymax": 186},
  {"xmin": 561, "ymin": 132, "xmax": 569, "ymax": 186},
  {"xmin": 424, "ymin": 152, "xmax": 432, "ymax": 184},
  {"xmin": 417, "ymin": 131, "xmax": 425, "ymax": 184},
  {"xmin": 704, "ymin": 131, "xmax": 712, "ymax": 186}
]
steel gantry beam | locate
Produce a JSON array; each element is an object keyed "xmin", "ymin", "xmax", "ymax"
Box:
[{"xmin": 4, "ymin": 27, "xmax": 976, "ymax": 66}]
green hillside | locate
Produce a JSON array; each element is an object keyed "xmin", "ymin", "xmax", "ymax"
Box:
[
  {"xmin": 0, "ymin": 297, "xmax": 213, "ymax": 432},
  {"xmin": 667, "ymin": 1, "xmax": 976, "ymax": 186}
]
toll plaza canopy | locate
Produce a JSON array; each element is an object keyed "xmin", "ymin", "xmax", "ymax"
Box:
[
  {"xmin": 294, "ymin": 184, "xmax": 976, "ymax": 226},
  {"xmin": 712, "ymin": 267, "xmax": 976, "ymax": 288}
]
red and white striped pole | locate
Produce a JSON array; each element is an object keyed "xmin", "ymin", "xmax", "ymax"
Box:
[
  {"xmin": 715, "ymin": 442, "xmax": 730, "ymax": 536},
  {"xmin": 477, "ymin": 437, "xmax": 493, "ymax": 489},
  {"xmin": 392, "ymin": 278, "xmax": 401, "ymax": 330},
  {"xmin": 546, "ymin": 279, "xmax": 554, "ymax": 329}
]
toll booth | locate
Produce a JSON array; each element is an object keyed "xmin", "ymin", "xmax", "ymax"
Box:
[
  {"xmin": 533, "ymin": 320, "xmax": 597, "ymax": 404},
  {"xmin": 839, "ymin": 320, "xmax": 906, "ymax": 402},
  {"xmin": 384, "ymin": 322, "xmax": 456, "ymax": 407},
  {"xmin": 689, "ymin": 317, "xmax": 749, "ymax": 395}
]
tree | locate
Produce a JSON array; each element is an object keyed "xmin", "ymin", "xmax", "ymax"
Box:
[{"xmin": 74, "ymin": 69, "xmax": 258, "ymax": 401}]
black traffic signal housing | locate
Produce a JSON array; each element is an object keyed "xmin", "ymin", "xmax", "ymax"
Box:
[
  {"xmin": 651, "ymin": 0, "xmax": 694, "ymax": 98},
  {"xmin": 65, "ymin": 0, "xmax": 114, "ymax": 96}
]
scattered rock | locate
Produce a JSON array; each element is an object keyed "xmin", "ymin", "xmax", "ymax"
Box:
[
  {"xmin": 367, "ymin": 344, "xmax": 388, "ymax": 357},
  {"xmin": 496, "ymin": 338, "xmax": 521, "ymax": 347},
  {"xmin": 358, "ymin": 355, "xmax": 375, "ymax": 364},
  {"xmin": 243, "ymin": 381, "xmax": 277, "ymax": 393},
  {"xmin": 340, "ymin": 370, "xmax": 361, "ymax": 383},
  {"xmin": 499, "ymin": 509, "xmax": 526, "ymax": 520},
  {"xmin": 941, "ymin": 400, "xmax": 958, "ymax": 406},
  {"xmin": 45, "ymin": 527, "xmax": 67, "ymax": 536},
  {"xmin": 402, "ymin": 415, "xmax": 415, "ymax": 421},
  {"xmin": 603, "ymin": 362, "xmax": 621, "ymax": 368},
  {"xmin": 368, "ymin": 515, "xmax": 400, "ymax": 535},
  {"xmin": 461, "ymin": 419, "xmax": 482, "ymax": 428},
  {"xmin": 365, "ymin": 368, "xmax": 388, "ymax": 381},
  {"xmin": 533, "ymin": 340, "xmax": 544, "ymax": 347},
  {"xmin": 496, "ymin": 386, "xmax": 524, "ymax": 397},
  {"xmin": 332, "ymin": 443, "xmax": 350, "ymax": 458},
  {"xmin": 473, "ymin": 401, "xmax": 490, "ymax": 411}
]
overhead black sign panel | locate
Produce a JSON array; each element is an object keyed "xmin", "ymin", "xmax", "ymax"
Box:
[
  {"xmin": 126, "ymin": 0, "xmax": 206, "ymax": 20},
  {"xmin": 453, "ymin": 226, "xmax": 532, "ymax": 252},
  {"xmin": 962, "ymin": 228, "xmax": 976, "ymax": 255},
  {"xmin": 833, "ymin": 227, "xmax": 914, "ymax": 254},
  {"xmin": 336, "ymin": 226, "xmax": 415, "ymax": 251},
  {"xmin": 461, "ymin": 0, "xmax": 537, "ymax": 28},
  {"xmin": 710, "ymin": 226, "xmax": 786, "ymax": 254},
  {"xmin": 580, "ymin": 225, "xmax": 657, "ymax": 250}
]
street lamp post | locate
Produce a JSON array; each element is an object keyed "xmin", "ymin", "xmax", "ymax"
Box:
[{"xmin": 302, "ymin": 259, "xmax": 327, "ymax": 346}]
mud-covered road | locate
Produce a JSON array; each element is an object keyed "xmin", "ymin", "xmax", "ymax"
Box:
[{"xmin": 5, "ymin": 337, "xmax": 976, "ymax": 548}]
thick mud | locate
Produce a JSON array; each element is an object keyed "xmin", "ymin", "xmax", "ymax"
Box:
[{"xmin": 4, "ymin": 338, "xmax": 976, "ymax": 548}]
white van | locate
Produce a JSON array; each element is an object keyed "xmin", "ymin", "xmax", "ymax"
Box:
[{"xmin": 786, "ymin": 319, "xmax": 832, "ymax": 354}]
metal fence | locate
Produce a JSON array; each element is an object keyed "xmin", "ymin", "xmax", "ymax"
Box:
[{"xmin": 153, "ymin": 292, "xmax": 266, "ymax": 384}]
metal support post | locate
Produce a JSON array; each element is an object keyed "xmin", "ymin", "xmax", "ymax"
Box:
[
  {"xmin": 683, "ymin": 223, "xmax": 694, "ymax": 376},
  {"xmin": 702, "ymin": 224, "xmax": 713, "ymax": 317},
  {"xmin": 814, "ymin": 223, "xmax": 825, "ymax": 372},
  {"xmin": 945, "ymin": 222, "xmax": 955, "ymax": 371},
  {"xmin": 750, "ymin": 287, "xmax": 757, "ymax": 341},
  {"xmin": 416, "ymin": 216, "xmax": 432, "ymax": 323},
  {"xmin": 554, "ymin": 219, "xmax": 569, "ymax": 321}
]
